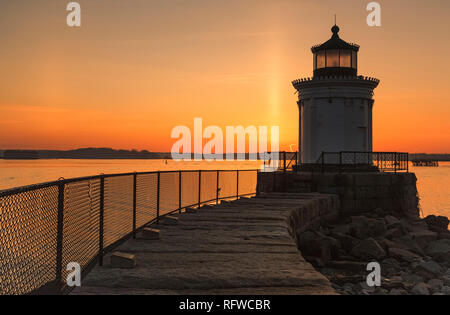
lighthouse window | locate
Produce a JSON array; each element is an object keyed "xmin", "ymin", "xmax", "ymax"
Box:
[
  {"xmin": 326, "ymin": 49, "xmax": 339, "ymax": 67},
  {"xmin": 317, "ymin": 51, "xmax": 326, "ymax": 68},
  {"xmin": 340, "ymin": 50, "xmax": 351, "ymax": 67},
  {"xmin": 352, "ymin": 51, "xmax": 357, "ymax": 69}
]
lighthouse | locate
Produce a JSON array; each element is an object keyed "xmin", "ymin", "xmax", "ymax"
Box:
[{"xmin": 293, "ymin": 25, "xmax": 379, "ymax": 164}]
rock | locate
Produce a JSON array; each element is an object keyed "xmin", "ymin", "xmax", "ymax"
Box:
[
  {"xmin": 298, "ymin": 230, "xmax": 317, "ymax": 244},
  {"xmin": 374, "ymin": 208, "xmax": 387, "ymax": 218},
  {"xmin": 427, "ymin": 279, "xmax": 444, "ymax": 293},
  {"xmin": 298, "ymin": 231, "xmax": 340, "ymax": 262},
  {"xmin": 443, "ymin": 286, "xmax": 450, "ymax": 295},
  {"xmin": 414, "ymin": 260, "xmax": 444, "ymax": 280},
  {"xmin": 110, "ymin": 252, "xmax": 136, "ymax": 269},
  {"xmin": 139, "ymin": 228, "xmax": 160, "ymax": 240},
  {"xmin": 410, "ymin": 230, "xmax": 438, "ymax": 248},
  {"xmin": 442, "ymin": 275, "xmax": 450, "ymax": 287},
  {"xmin": 401, "ymin": 274, "xmax": 424, "ymax": 285},
  {"xmin": 350, "ymin": 216, "xmax": 386, "ymax": 239},
  {"xmin": 351, "ymin": 238, "xmax": 386, "ymax": 260},
  {"xmin": 425, "ymin": 239, "xmax": 450, "ymax": 262},
  {"xmin": 438, "ymin": 231, "xmax": 450, "ymax": 240},
  {"xmin": 411, "ymin": 282, "xmax": 431, "ymax": 295},
  {"xmin": 352, "ymin": 282, "xmax": 375, "ymax": 294},
  {"xmin": 424, "ymin": 215, "xmax": 450, "ymax": 232},
  {"xmin": 389, "ymin": 288, "xmax": 408, "ymax": 295},
  {"xmin": 367, "ymin": 219, "xmax": 387, "ymax": 238},
  {"xmin": 388, "ymin": 248, "xmax": 422, "ymax": 263},
  {"xmin": 326, "ymin": 260, "xmax": 367, "ymax": 271},
  {"xmin": 160, "ymin": 215, "xmax": 179, "ymax": 225},
  {"xmin": 382, "ymin": 276, "xmax": 404, "ymax": 289},
  {"xmin": 332, "ymin": 224, "xmax": 351, "ymax": 235},
  {"xmin": 392, "ymin": 236, "xmax": 424, "ymax": 255},
  {"xmin": 407, "ymin": 220, "xmax": 430, "ymax": 232},
  {"xmin": 433, "ymin": 292, "xmax": 445, "ymax": 295},
  {"xmin": 385, "ymin": 227, "xmax": 404, "ymax": 239},
  {"xmin": 332, "ymin": 232, "xmax": 358, "ymax": 252},
  {"xmin": 385, "ymin": 215, "xmax": 401, "ymax": 229},
  {"xmin": 374, "ymin": 288, "xmax": 389, "ymax": 295},
  {"xmin": 380, "ymin": 239, "xmax": 406, "ymax": 252}
]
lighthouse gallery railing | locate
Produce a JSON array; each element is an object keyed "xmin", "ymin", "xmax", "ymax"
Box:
[
  {"xmin": 318, "ymin": 151, "xmax": 409, "ymax": 173},
  {"xmin": 0, "ymin": 169, "xmax": 258, "ymax": 295}
]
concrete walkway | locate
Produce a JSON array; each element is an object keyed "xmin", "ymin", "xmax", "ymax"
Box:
[{"xmin": 72, "ymin": 193, "xmax": 337, "ymax": 295}]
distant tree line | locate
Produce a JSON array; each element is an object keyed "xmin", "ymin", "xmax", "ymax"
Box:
[{"xmin": 0, "ymin": 148, "xmax": 172, "ymax": 160}]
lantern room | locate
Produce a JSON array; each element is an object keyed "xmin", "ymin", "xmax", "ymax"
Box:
[{"xmin": 311, "ymin": 25, "xmax": 359, "ymax": 77}]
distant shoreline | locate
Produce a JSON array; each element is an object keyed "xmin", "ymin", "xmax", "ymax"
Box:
[
  {"xmin": 1, "ymin": 149, "xmax": 449, "ymax": 161},
  {"xmin": 0, "ymin": 148, "xmax": 259, "ymax": 160}
]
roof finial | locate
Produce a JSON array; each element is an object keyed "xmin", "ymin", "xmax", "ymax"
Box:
[{"xmin": 334, "ymin": 14, "xmax": 337, "ymax": 26}]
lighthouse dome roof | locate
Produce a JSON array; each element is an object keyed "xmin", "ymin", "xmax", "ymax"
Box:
[{"xmin": 311, "ymin": 25, "xmax": 359, "ymax": 53}]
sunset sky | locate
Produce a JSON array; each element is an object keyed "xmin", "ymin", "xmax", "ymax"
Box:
[{"xmin": 0, "ymin": 0, "xmax": 449, "ymax": 153}]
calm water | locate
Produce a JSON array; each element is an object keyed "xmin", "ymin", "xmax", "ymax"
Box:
[{"xmin": 0, "ymin": 160, "xmax": 448, "ymax": 218}]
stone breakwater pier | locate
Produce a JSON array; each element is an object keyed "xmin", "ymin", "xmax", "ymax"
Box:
[
  {"xmin": 72, "ymin": 193, "xmax": 339, "ymax": 295},
  {"xmin": 259, "ymin": 172, "xmax": 450, "ymax": 295}
]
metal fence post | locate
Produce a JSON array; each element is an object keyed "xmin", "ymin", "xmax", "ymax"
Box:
[
  {"xmin": 395, "ymin": 154, "xmax": 398, "ymax": 173},
  {"xmin": 407, "ymin": 153, "xmax": 409, "ymax": 173},
  {"xmin": 132, "ymin": 173, "xmax": 137, "ymax": 239},
  {"xmin": 321, "ymin": 152, "xmax": 325, "ymax": 173},
  {"xmin": 216, "ymin": 170, "xmax": 220, "ymax": 205},
  {"xmin": 283, "ymin": 152, "xmax": 286, "ymax": 174},
  {"xmin": 99, "ymin": 176, "xmax": 105, "ymax": 266},
  {"xmin": 236, "ymin": 170, "xmax": 239, "ymax": 199},
  {"xmin": 55, "ymin": 182, "xmax": 65, "ymax": 292},
  {"xmin": 179, "ymin": 171, "xmax": 182, "ymax": 213},
  {"xmin": 198, "ymin": 170, "xmax": 202, "ymax": 208},
  {"xmin": 156, "ymin": 172, "xmax": 160, "ymax": 223}
]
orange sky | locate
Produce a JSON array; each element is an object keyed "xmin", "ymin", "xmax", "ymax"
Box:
[{"xmin": 0, "ymin": 0, "xmax": 449, "ymax": 153}]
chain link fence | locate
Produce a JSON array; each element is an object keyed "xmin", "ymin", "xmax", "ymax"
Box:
[{"xmin": 0, "ymin": 169, "xmax": 258, "ymax": 295}]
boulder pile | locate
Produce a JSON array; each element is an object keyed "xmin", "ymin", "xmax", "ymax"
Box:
[{"xmin": 297, "ymin": 209, "xmax": 450, "ymax": 295}]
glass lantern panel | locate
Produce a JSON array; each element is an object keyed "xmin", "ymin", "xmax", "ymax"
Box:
[
  {"xmin": 317, "ymin": 51, "xmax": 326, "ymax": 68},
  {"xmin": 313, "ymin": 53, "xmax": 317, "ymax": 70},
  {"xmin": 352, "ymin": 51, "xmax": 357, "ymax": 69},
  {"xmin": 339, "ymin": 50, "xmax": 351, "ymax": 67},
  {"xmin": 326, "ymin": 49, "xmax": 339, "ymax": 67}
]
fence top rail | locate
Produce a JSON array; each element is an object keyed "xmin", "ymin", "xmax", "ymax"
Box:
[
  {"xmin": 0, "ymin": 168, "xmax": 259, "ymax": 198},
  {"xmin": 322, "ymin": 151, "xmax": 409, "ymax": 155}
]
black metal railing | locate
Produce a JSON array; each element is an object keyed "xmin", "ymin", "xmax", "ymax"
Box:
[
  {"xmin": 0, "ymin": 169, "xmax": 258, "ymax": 295},
  {"xmin": 262, "ymin": 152, "xmax": 298, "ymax": 173},
  {"xmin": 317, "ymin": 151, "xmax": 409, "ymax": 173}
]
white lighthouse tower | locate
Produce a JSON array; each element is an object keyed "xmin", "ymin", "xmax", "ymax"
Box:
[{"xmin": 293, "ymin": 25, "xmax": 379, "ymax": 164}]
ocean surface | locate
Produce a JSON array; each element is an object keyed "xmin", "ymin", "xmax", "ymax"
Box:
[{"xmin": 0, "ymin": 159, "xmax": 448, "ymax": 218}]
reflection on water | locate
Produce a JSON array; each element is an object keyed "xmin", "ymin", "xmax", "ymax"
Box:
[
  {"xmin": 0, "ymin": 160, "xmax": 449, "ymax": 218},
  {"xmin": 412, "ymin": 161, "xmax": 450, "ymax": 218}
]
